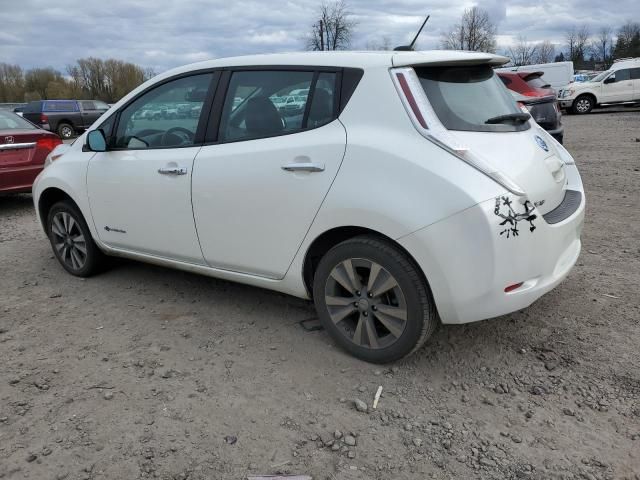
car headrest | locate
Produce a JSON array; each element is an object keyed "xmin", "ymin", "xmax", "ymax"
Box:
[
  {"xmin": 245, "ymin": 96, "xmax": 283, "ymax": 137},
  {"xmin": 309, "ymin": 88, "xmax": 333, "ymax": 125}
]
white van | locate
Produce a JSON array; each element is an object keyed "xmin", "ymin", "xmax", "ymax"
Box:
[{"xmin": 496, "ymin": 61, "xmax": 574, "ymax": 93}]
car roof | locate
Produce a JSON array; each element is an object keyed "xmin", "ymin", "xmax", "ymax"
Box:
[{"xmin": 157, "ymin": 50, "xmax": 510, "ymax": 79}]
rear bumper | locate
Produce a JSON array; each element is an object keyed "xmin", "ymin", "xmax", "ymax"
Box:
[{"xmin": 399, "ymin": 164, "xmax": 584, "ymax": 324}]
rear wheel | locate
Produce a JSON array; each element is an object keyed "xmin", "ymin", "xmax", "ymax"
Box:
[
  {"xmin": 571, "ymin": 95, "xmax": 594, "ymax": 114},
  {"xmin": 47, "ymin": 201, "xmax": 104, "ymax": 277},
  {"xmin": 313, "ymin": 235, "xmax": 438, "ymax": 363},
  {"xmin": 57, "ymin": 123, "xmax": 74, "ymax": 139}
]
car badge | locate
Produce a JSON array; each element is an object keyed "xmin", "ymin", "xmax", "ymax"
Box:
[
  {"xmin": 534, "ymin": 135, "xmax": 549, "ymax": 152},
  {"xmin": 4, "ymin": 135, "xmax": 14, "ymax": 144}
]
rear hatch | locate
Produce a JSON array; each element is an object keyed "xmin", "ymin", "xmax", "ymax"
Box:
[{"xmin": 392, "ymin": 56, "xmax": 567, "ymax": 215}]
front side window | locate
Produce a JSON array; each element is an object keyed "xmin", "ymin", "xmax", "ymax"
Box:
[
  {"xmin": 81, "ymin": 101, "xmax": 96, "ymax": 110},
  {"xmin": 44, "ymin": 101, "xmax": 78, "ymax": 112},
  {"xmin": 114, "ymin": 73, "xmax": 213, "ymax": 149},
  {"xmin": 416, "ymin": 65, "xmax": 529, "ymax": 132},
  {"xmin": 609, "ymin": 69, "xmax": 631, "ymax": 82},
  {"xmin": 219, "ymin": 70, "xmax": 336, "ymax": 142}
]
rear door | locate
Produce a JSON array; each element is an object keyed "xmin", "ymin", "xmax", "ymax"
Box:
[
  {"xmin": 601, "ymin": 69, "xmax": 634, "ymax": 103},
  {"xmin": 79, "ymin": 101, "xmax": 107, "ymax": 128},
  {"xmin": 191, "ymin": 69, "xmax": 346, "ymax": 278}
]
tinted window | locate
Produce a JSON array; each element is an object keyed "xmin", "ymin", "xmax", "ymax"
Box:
[
  {"xmin": 498, "ymin": 76, "xmax": 512, "ymax": 86},
  {"xmin": 44, "ymin": 101, "xmax": 78, "ymax": 112},
  {"xmin": 81, "ymin": 101, "xmax": 96, "ymax": 110},
  {"xmin": 219, "ymin": 70, "xmax": 315, "ymax": 142},
  {"xmin": 416, "ymin": 65, "xmax": 529, "ymax": 132},
  {"xmin": 0, "ymin": 110, "xmax": 36, "ymax": 130},
  {"xmin": 631, "ymin": 68, "xmax": 640, "ymax": 80},
  {"xmin": 114, "ymin": 73, "xmax": 213, "ymax": 149},
  {"xmin": 307, "ymin": 72, "xmax": 337, "ymax": 128}
]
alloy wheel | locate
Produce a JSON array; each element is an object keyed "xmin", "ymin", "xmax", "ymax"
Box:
[
  {"xmin": 324, "ymin": 258, "xmax": 408, "ymax": 349},
  {"xmin": 50, "ymin": 211, "xmax": 87, "ymax": 271},
  {"xmin": 576, "ymin": 98, "xmax": 591, "ymax": 113},
  {"xmin": 60, "ymin": 126, "xmax": 73, "ymax": 138}
]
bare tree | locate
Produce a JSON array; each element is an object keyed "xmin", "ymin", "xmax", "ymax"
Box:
[
  {"xmin": 441, "ymin": 7, "xmax": 497, "ymax": 53},
  {"xmin": 594, "ymin": 27, "xmax": 612, "ymax": 65},
  {"xmin": 0, "ymin": 63, "xmax": 25, "ymax": 102},
  {"xmin": 306, "ymin": 1, "xmax": 356, "ymax": 51},
  {"xmin": 507, "ymin": 36, "xmax": 538, "ymax": 66},
  {"xmin": 365, "ymin": 35, "xmax": 392, "ymax": 51},
  {"xmin": 566, "ymin": 25, "xmax": 590, "ymax": 65},
  {"xmin": 535, "ymin": 41, "xmax": 555, "ymax": 64}
]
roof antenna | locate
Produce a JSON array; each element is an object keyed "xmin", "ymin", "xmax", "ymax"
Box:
[{"xmin": 394, "ymin": 15, "xmax": 430, "ymax": 51}]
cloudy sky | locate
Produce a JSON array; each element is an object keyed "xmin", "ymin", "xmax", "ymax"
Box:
[{"xmin": 2, "ymin": 0, "xmax": 638, "ymax": 74}]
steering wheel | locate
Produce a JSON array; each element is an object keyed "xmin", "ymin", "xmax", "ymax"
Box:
[{"xmin": 161, "ymin": 127, "xmax": 194, "ymax": 147}]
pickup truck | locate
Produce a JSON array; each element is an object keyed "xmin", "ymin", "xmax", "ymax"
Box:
[{"xmin": 22, "ymin": 100, "xmax": 110, "ymax": 139}]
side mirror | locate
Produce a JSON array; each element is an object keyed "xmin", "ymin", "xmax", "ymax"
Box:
[
  {"xmin": 86, "ymin": 130, "xmax": 107, "ymax": 152},
  {"xmin": 604, "ymin": 77, "xmax": 615, "ymax": 84}
]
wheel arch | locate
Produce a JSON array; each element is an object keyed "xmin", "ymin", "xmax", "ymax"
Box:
[
  {"xmin": 576, "ymin": 92, "xmax": 598, "ymax": 105},
  {"xmin": 37, "ymin": 187, "xmax": 80, "ymax": 230},
  {"xmin": 302, "ymin": 226, "xmax": 433, "ymax": 302}
]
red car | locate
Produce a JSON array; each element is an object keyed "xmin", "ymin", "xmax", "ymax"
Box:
[
  {"xmin": 0, "ymin": 109, "xmax": 62, "ymax": 193},
  {"xmin": 498, "ymin": 71, "xmax": 564, "ymax": 144},
  {"xmin": 497, "ymin": 71, "xmax": 555, "ymax": 97}
]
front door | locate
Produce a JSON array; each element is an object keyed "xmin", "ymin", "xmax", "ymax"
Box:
[
  {"xmin": 192, "ymin": 69, "xmax": 346, "ymax": 278},
  {"xmin": 601, "ymin": 69, "xmax": 634, "ymax": 103},
  {"xmin": 86, "ymin": 72, "xmax": 215, "ymax": 263}
]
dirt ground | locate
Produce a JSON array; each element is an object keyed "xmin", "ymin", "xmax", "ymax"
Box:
[{"xmin": 1, "ymin": 109, "xmax": 639, "ymax": 480}]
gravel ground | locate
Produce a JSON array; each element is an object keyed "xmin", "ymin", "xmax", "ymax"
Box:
[{"xmin": 1, "ymin": 110, "xmax": 639, "ymax": 480}]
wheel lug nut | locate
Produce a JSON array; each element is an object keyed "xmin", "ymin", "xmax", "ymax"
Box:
[
  {"xmin": 372, "ymin": 306, "xmax": 377, "ymax": 311},
  {"xmin": 355, "ymin": 291, "xmax": 361, "ymax": 296},
  {"xmin": 363, "ymin": 312, "xmax": 368, "ymax": 317},
  {"xmin": 368, "ymin": 293, "xmax": 373, "ymax": 298}
]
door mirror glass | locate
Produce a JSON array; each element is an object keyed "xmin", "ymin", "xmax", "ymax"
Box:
[{"xmin": 87, "ymin": 129, "xmax": 107, "ymax": 152}]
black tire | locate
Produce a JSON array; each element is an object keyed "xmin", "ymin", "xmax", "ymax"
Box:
[
  {"xmin": 313, "ymin": 235, "xmax": 438, "ymax": 363},
  {"xmin": 57, "ymin": 123, "xmax": 74, "ymax": 139},
  {"xmin": 571, "ymin": 95, "xmax": 594, "ymax": 115},
  {"xmin": 46, "ymin": 200, "xmax": 105, "ymax": 277}
]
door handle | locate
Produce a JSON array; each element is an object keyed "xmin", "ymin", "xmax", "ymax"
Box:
[
  {"xmin": 281, "ymin": 162, "xmax": 325, "ymax": 173},
  {"xmin": 158, "ymin": 166, "xmax": 188, "ymax": 175}
]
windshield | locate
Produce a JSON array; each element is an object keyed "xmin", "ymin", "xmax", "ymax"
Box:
[
  {"xmin": 590, "ymin": 71, "xmax": 610, "ymax": 83},
  {"xmin": 0, "ymin": 109, "xmax": 36, "ymax": 130},
  {"xmin": 416, "ymin": 65, "xmax": 530, "ymax": 132}
]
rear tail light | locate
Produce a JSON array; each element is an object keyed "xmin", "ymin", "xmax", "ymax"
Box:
[
  {"xmin": 504, "ymin": 282, "xmax": 524, "ymax": 293},
  {"xmin": 39, "ymin": 113, "xmax": 49, "ymax": 124},
  {"xmin": 391, "ymin": 68, "xmax": 525, "ymax": 196},
  {"xmin": 36, "ymin": 136, "xmax": 63, "ymax": 153}
]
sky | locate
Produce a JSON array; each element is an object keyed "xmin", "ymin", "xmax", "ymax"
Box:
[{"xmin": 1, "ymin": 0, "xmax": 638, "ymax": 74}]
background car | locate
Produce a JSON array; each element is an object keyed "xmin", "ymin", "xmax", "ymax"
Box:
[
  {"xmin": 496, "ymin": 61, "xmax": 574, "ymax": 93},
  {"xmin": 499, "ymin": 71, "xmax": 564, "ymax": 143},
  {"xmin": 0, "ymin": 109, "xmax": 62, "ymax": 193},
  {"xmin": 22, "ymin": 99, "xmax": 110, "ymax": 139},
  {"xmin": 558, "ymin": 57, "xmax": 640, "ymax": 114}
]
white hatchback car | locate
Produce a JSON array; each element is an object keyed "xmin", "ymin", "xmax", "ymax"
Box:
[{"xmin": 33, "ymin": 51, "xmax": 585, "ymax": 363}]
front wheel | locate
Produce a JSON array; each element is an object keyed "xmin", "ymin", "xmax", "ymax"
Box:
[
  {"xmin": 571, "ymin": 95, "xmax": 594, "ymax": 114},
  {"xmin": 47, "ymin": 200, "xmax": 105, "ymax": 277},
  {"xmin": 313, "ymin": 235, "xmax": 438, "ymax": 363}
]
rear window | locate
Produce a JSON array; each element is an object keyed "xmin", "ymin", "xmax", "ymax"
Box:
[
  {"xmin": 525, "ymin": 77, "xmax": 549, "ymax": 89},
  {"xmin": 0, "ymin": 110, "xmax": 36, "ymax": 130},
  {"xmin": 416, "ymin": 65, "xmax": 529, "ymax": 133},
  {"xmin": 44, "ymin": 101, "xmax": 78, "ymax": 112}
]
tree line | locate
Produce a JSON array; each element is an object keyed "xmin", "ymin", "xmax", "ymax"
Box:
[
  {"xmin": 305, "ymin": 2, "xmax": 639, "ymax": 70},
  {"xmin": 0, "ymin": 58, "xmax": 155, "ymax": 104}
]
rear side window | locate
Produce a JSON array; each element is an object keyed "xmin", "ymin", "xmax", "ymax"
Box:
[
  {"xmin": 44, "ymin": 101, "xmax": 78, "ymax": 112},
  {"xmin": 218, "ymin": 70, "xmax": 337, "ymax": 143},
  {"xmin": 0, "ymin": 110, "xmax": 36, "ymax": 130},
  {"xmin": 631, "ymin": 68, "xmax": 640, "ymax": 80},
  {"xmin": 416, "ymin": 65, "xmax": 529, "ymax": 133},
  {"xmin": 81, "ymin": 101, "xmax": 96, "ymax": 110}
]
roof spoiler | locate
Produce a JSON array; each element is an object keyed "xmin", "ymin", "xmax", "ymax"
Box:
[{"xmin": 392, "ymin": 51, "xmax": 510, "ymax": 68}]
